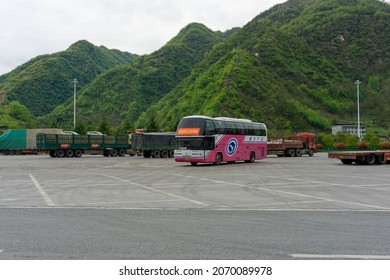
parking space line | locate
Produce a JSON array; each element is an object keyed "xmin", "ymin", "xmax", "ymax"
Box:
[
  {"xmin": 103, "ymin": 174, "xmax": 208, "ymax": 206},
  {"xmin": 28, "ymin": 174, "xmax": 55, "ymax": 207},
  {"xmin": 177, "ymin": 174, "xmax": 390, "ymax": 210}
]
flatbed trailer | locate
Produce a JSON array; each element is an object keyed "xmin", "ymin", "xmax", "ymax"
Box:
[{"xmin": 328, "ymin": 150, "xmax": 390, "ymax": 165}]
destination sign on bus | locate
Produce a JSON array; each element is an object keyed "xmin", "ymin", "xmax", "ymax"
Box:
[{"xmin": 177, "ymin": 128, "xmax": 201, "ymax": 136}]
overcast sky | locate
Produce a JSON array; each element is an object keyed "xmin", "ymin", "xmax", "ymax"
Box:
[{"xmin": 0, "ymin": 0, "xmax": 288, "ymax": 76}]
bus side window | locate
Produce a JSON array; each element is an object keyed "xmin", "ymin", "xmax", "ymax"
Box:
[
  {"xmin": 215, "ymin": 121, "xmax": 227, "ymax": 134},
  {"xmin": 235, "ymin": 122, "xmax": 246, "ymax": 135},
  {"xmin": 205, "ymin": 120, "xmax": 216, "ymax": 135},
  {"xmin": 225, "ymin": 121, "xmax": 237, "ymax": 134}
]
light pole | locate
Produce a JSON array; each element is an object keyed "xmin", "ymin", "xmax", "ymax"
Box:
[
  {"xmin": 72, "ymin": 79, "xmax": 78, "ymax": 129},
  {"xmin": 355, "ymin": 80, "xmax": 361, "ymax": 140}
]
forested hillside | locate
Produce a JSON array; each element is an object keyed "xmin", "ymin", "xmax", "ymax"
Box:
[
  {"xmin": 137, "ymin": 0, "xmax": 390, "ymax": 135},
  {"xmin": 0, "ymin": 40, "xmax": 137, "ymax": 119},
  {"xmin": 44, "ymin": 23, "xmax": 225, "ymax": 131}
]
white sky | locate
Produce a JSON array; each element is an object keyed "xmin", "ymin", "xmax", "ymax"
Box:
[{"xmin": 0, "ymin": 0, "xmax": 287, "ymax": 76}]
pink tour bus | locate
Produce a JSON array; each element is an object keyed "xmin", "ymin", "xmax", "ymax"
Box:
[{"xmin": 174, "ymin": 116, "xmax": 267, "ymax": 166}]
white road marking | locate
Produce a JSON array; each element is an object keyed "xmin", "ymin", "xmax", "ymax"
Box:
[
  {"xmin": 177, "ymin": 174, "xmax": 390, "ymax": 210},
  {"xmin": 29, "ymin": 174, "xmax": 55, "ymax": 207},
  {"xmin": 103, "ymin": 174, "xmax": 208, "ymax": 206},
  {"xmin": 291, "ymin": 254, "xmax": 390, "ymax": 260}
]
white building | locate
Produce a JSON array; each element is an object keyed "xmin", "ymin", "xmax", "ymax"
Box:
[{"xmin": 332, "ymin": 124, "xmax": 365, "ymax": 137}]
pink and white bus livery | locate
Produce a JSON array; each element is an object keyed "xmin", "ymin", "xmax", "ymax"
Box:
[{"xmin": 174, "ymin": 116, "xmax": 267, "ymax": 166}]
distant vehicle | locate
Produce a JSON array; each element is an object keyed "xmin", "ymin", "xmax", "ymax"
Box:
[
  {"xmin": 267, "ymin": 132, "xmax": 318, "ymax": 157},
  {"xmin": 86, "ymin": 131, "xmax": 103, "ymax": 136},
  {"xmin": 0, "ymin": 128, "xmax": 63, "ymax": 155},
  {"xmin": 328, "ymin": 150, "xmax": 390, "ymax": 165},
  {"xmin": 129, "ymin": 132, "xmax": 177, "ymax": 158},
  {"xmin": 37, "ymin": 133, "xmax": 129, "ymax": 158},
  {"xmin": 63, "ymin": 131, "xmax": 79, "ymax": 135}
]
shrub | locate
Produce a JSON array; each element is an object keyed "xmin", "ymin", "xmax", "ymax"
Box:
[
  {"xmin": 358, "ymin": 141, "xmax": 369, "ymax": 150},
  {"xmin": 335, "ymin": 142, "xmax": 346, "ymax": 150},
  {"xmin": 381, "ymin": 142, "xmax": 390, "ymax": 150}
]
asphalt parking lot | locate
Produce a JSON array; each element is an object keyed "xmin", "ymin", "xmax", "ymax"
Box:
[
  {"xmin": 1, "ymin": 153, "xmax": 390, "ymax": 259},
  {"xmin": 1, "ymin": 153, "xmax": 389, "ymax": 210}
]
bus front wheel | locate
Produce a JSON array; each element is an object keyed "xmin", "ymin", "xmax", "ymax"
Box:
[{"xmin": 214, "ymin": 153, "xmax": 222, "ymax": 165}]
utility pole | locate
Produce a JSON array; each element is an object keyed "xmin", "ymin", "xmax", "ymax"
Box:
[
  {"xmin": 355, "ymin": 80, "xmax": 361, "ymax": 140},
  {"xmin": 72, "ymin": 79, "xmax": 78, "ymax": 129}
]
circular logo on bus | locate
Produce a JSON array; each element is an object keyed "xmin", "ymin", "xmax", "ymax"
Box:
[{"xmin": 226, "ymin": 138, "xmax": 238, "ymax": 156}]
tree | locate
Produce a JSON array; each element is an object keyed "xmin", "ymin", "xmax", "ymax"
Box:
[
  {"xmin": 146, "ymin": 114, "xmax": 159, "ymax": 132},
  {"xmin": 98, "ymin": 116, "xmax": 111, "ymax": 135},
  {"xmin": 75, "ymin": 121, "xmax": 87, "ymax": 134}
]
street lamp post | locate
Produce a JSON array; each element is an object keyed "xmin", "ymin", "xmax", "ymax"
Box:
[
  {"xmin": 72, "ymin": 79, "xmax": 78, "ymax": 129},
  {"xmin": 355, "ymin": 80, "xmax": 361, "ymax": 140}
]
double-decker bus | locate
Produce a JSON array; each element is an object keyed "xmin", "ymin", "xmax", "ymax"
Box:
[{"xmin": 174, "ymin": 115, "xmax": 267, "ymax": 165}]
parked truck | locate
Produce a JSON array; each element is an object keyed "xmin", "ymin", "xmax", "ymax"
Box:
[
  {"xmin": 267, "ymin": 132, "xmax": 317, "ymax": 157},
  {"xmin": 328, "ymin": 150, "xmax": 390, "ymax": 165},
  {"xmin": 36, "ymin": 133, "xmax": 130, "ymax": 157},
  {"xmin": 129, "ymin": 132, "xmax": 177, "ymax": 158},
  {"xmin": 0, "ymin": 128, "xmax": 63, "ymax": 155}
]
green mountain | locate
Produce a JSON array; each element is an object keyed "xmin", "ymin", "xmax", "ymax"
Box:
[
  {"xmin": 45, "ymin": 23, "xmax": 225, "ymax": 130},
  {"xmin": 0, "ymin": 40, "xmax": 137, "ymax": 117},
  {"xmin": 137, "ymin": 0, "xmax": 390, "ymax": 135}
]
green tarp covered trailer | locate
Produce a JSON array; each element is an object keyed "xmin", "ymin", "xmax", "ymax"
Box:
[{"xmin": 0, "ymin": 129, "xmax": 63, "ymax": 155}]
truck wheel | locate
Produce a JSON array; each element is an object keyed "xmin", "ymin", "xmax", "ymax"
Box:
[
  {"xmin": 376, "ymin": 154, "xmax": 387, "ymax": 165},
  {"xmin": 341, "ymin": 159, "xmax": 353, "ymax": 164},
  {"xmin": 110, "ymin": 149, "xmax": 118, "ymax": 157},
  {"xmin": 49, "ymin": 150, "xmax": 57, "ymax": 158},
  {"xmin": 143, "ymin": 151, "xmax": 151, "ymax": 158},
  {"xmin": 65, "ymin": 149, "xmax": 74, "ymax": 157},
  {"xmin": 214, "ymin": 153, "xmax": 222, "ymax": 165},
  {"xmin": 57, "ymin": 150, "xmax": 65, "ymax": 158},
  {"xmin": 308, "ymin": 149, "xmax": 314, "ymax": 157},
  {"xmin": 161, "ymin": 150, "xmax": 169, "ymax": 158},
  {"xmin": 74, "ymin": 150, "xmax": 83, "ymax": 158},
  {"xmin": 152, "ymin": 150, "xmax": 161, "ymax": 158},
  {"xmin": 169, "ymin": 150, "xmax": 174, "ymax": 158},
  {"xmin": 287, "ymin": 149, "xmax": 295, "ymax": 157},
  {"xmin": 118, "ymin": 148, "xmax": 126, "ymax": 157},
  {"xmin": 295, "ymin": 149, "xmax": 302, "ymax": 157},
  {"xmin": 366, "ymin": 154, "xmax": 376, "ymax": 165}
]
